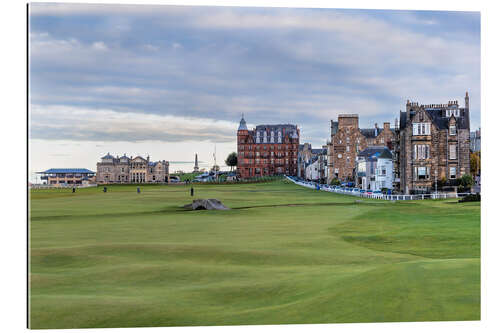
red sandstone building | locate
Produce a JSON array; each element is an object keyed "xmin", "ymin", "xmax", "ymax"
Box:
[{"xmin": 237, "ymin": 116, "xmax": 300, "ymax": 178}]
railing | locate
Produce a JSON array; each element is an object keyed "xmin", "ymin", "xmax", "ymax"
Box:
[
  {"xmin": 30, "ymin": 183, "xmax": 98, "ymax": 189},
  {"xmin": 285, "ymin": 176, "xmax": 465, "ymax": 201}
]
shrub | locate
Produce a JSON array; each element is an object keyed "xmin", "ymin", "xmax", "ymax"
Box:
[
  {"xmin": 459, "ymin": 193, "xmax": 480, "ymax": 202},
  {"xmin": 330, "ymin": 178, "xmax": 341, "ymax": 186}
]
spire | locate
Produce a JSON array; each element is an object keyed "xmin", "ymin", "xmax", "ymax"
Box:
[
  {"xmin": 465, "ymin": 91, "xmax": 470, "ymax": 109},
  {"xmin": 193, "ymin": 153, "xmax": 199, "ymax": 172},
  {"xmin": 238, "ymin": 114, "xmax": 248, "ymax": 131}
]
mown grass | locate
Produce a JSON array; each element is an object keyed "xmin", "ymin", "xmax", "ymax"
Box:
[{"xmin": 29, "ymin": 180, "xmax": 480, "ymax": 328}]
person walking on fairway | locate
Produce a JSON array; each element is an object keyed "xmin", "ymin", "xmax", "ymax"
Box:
[
  {"xmin": 137, "ymin": 187, "xmax": 141, "ymax": 194},
  {"xmin": 190, "ymin": 187, "xmax": 194, "ymax": 197}
]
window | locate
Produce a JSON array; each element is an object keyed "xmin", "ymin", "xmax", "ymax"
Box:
[
  {"xmin": 413, "ymin": 144, "xmax": 430, "ymax": 160},
  {"xmin": 449, "ymin": 144, "xmax": 457, "ymax": 160},
  {"xmin": 414, "ymin": 166, "xmax": 430, "ymax": 180},
  {"xmin": 446, "ymin": 109, "xmax": 459, "ymax": 117},
  {"xmin": 450, "ymin": 167, "xmax": 457, "ymax": 179},
  {"xmin": 412, "ymin": 123, "xmax": 431, "ymax": 136},
  {"xmin": 346, "ymin": 146, "xmax": 350, "ymax": 152},
  {"xmin": 338, "ymin": 154, "xmax": 342, "ymax": 159},
  {"xmin": 346, "ymin": 137, "xmax": 350, "ymax": 143},
  {"xmin": 449, "ymin": 125, "xmax": 456, "ymax": 136}
]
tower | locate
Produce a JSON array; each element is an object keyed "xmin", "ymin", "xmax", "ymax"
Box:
[
  {"xmin": 465, "ymin": 91, "xmax": 470, "ymax": 109},
  {"xmin": 193, "ymin": 153, "xmax": 199, "ymax": 172},
  {"xmin": 237, "ymin": 115, "xmax": 249, "ymax": 179}
]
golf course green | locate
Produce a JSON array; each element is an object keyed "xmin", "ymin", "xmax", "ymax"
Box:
[{"xmin": 29, "ymin": 179, "xmax": 480, "ymax": 328}]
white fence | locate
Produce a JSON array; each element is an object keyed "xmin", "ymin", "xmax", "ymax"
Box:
[
  {"xmin": 285, "ymin": 176, "xmax": 465, "ymax": 201},
  {"xmin": 30, "ymin": 184, "xmax": 98, "ymax": 189}
]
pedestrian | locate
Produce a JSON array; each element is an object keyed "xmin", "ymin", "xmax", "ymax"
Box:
[
  {"xmin": 103, "ymin": 186, "xmax": 107, "ymax": 193},
  {"xmin": 137, "ymin": 187, "xmax": 141, "ymax": 194},
  {"xmin": 190, "ymin": 187, "xmax": 194, "ymax": 197},
  {"xmin": 72, "ymin": 187, "xmax": 76, "ymax": 193}
]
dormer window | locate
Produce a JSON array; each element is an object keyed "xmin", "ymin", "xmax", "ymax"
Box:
[
  {"xmin": 412, "ymin": 123, "xmax": 430, "ymax": 136},
  {"xmin": 446, "ymin": 109, "xmax": 460, "ymax": 117},
  {"xmin": 449, "ymin": 125, "xmax": 456, "ymax": 136}
]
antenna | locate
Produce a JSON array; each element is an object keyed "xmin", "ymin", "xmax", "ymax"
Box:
[{"xmin": 213, "ymin": 144, "xmax": 218, "ymax": 181}]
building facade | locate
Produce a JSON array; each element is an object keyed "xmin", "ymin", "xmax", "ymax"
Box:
[
  {"xmin": 298, "ymin": 143, "xmax": 327, "ymax": 181},
  {"xmin": 237, "ymin": 116, "xmax": 300, "ymax": 178},
  {"xmin": 355, "ymin": 147, "xmax": 393, "ymax": 191},
  {"xmin": 396, "ymin": 92, "xmax": 471, "ymax": 194},
  {"xmin": 38, "ymin": 168, "xmax": 96, "ymax": 187},
  {"xmin": 327, "ymin": 114, "xmax": 395, "ymax": 183},
  {"xmin": 470, "ymin": 128, "xmax": 481, "ymax": 152},
  {"xmin": 96, "ymin": 153, "xmax": 170, "ymax": 184}
]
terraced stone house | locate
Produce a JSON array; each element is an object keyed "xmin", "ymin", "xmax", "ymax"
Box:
[
  {"xmin": 327, "ymin": 114, "xmax": 395, "ymax": 183},
  {"xmin": 395, "ymin": 92, "xmax": 471, "ymax": 194}
]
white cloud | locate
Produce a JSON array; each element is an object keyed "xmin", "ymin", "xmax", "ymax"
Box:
[
  {"xmin": 172, "ymin": 42, "xmax": 182, "ymax": 50},
  {"xmin": 92, "ymin": 41, "xmax": 108, "ymax": 51},
  {"xmin": 143, "ymin": 44, "xmax": 159, "ymax": 51},
  {"xmin": 30, "ymin": 104, "xmax": 239, "ymax": 143}
]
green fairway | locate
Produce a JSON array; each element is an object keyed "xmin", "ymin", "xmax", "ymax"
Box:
[{"xmin": 29, "ymin": 180, "xmax": 480, "ymax": 328}]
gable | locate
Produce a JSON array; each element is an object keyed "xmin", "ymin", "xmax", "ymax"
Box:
[{"xmin": 131, "ymin": 156, "xmax": 147, "ymax": 163}]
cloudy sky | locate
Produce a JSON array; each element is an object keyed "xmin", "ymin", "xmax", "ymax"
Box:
[{"xmin": 29, "ymin": 3, "xmax": 480, "ymax": 175}]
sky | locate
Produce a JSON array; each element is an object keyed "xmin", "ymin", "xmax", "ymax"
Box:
[{"xmin": 28, "ymin": 3, "xmax": 481, "ymax": 177}]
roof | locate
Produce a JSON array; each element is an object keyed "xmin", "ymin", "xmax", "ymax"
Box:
[
  {"xmin": 311, "ymin": 148, "xmax": 327, "ymax": 155},
  {"xmin": 101, "ymin": 153, "xmax": 114, "ymax": 159},
  {"xmin": 400, "ymin": 111, "xmax": 407, "ymax": 130},
  {"xmin": 331, "ymin": 121, "xmax": 339, "ymax": 135},
  {"xmin": 400, "ymin": 103, "xmax": 470, "ymax": 131},
  {"xmin": 238, "ymin": 116, "xmax": 248, "ymax": 131},
  {"xmin": 39, "ymin": 168, "xmax": 95, "ymax": 174},
  {"xmin": 360, "ymin": 128, "xmax": 377, "ymax": 138},
  {"xmin": 358, "ymin": 146, "xmax": 393, "ymax": 160},
  {"xmin": 305, "ymin": 155, "xmax": 319, "ymax": 167},
  {"xmin": 255, "ymin": 124, "xmax": 297, "ymax": 131},
  {"xmin": 250, "ymin": 124, "xmax": 299, "ymax": 143}
]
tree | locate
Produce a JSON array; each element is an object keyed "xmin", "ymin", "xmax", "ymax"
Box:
[
  {"xmin": 330, "ymin": 178, "xmax": 341, "ymax": 186},
  {"xmin": 470, "ymin": 152, "xmax": 481, "ymax": 176},
  {"xmin": 225, "ymin": 152, "xmax": 238, "ymax": 171},
  {"xmin": 459, "ymin": 174, "xmax": 474, "ymax": 188}
]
